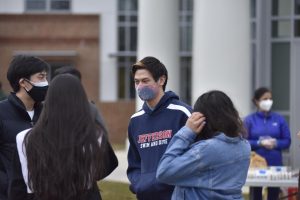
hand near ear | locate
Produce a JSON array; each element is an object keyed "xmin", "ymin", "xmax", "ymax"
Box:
[{"xmin": 186, "ymin": 112, "xmax": 206, "ymax": 135}]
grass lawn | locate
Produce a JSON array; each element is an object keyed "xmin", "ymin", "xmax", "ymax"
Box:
[
  {"xmin": 98, "ymin": 181, "xmax": 251, "ymax": 200},
  {"xmin": 98, "ymin": 181, "xmax": 136, "ymax": 200}
]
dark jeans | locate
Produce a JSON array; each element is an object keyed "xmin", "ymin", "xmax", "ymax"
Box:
[{"xmin": 250, "ymin": 187, "xmax": 280, "ymax": 200}]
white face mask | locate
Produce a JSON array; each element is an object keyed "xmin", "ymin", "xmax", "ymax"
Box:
[
  {"xmin": 29, "ymin": 80, "xmax": 48, "ymax": 87},
  {"xmin": 259, "ymin": 99, "xmax": 273, "ymax": 112}
]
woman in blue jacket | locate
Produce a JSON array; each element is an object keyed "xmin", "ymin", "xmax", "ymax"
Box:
[
  {"xmin": 156, "ymin": 90, "xmax": 251, "ymax": 200},
  {"xmin": 244, "ymin": 87, "xmax": 291, "ymax": 200}
]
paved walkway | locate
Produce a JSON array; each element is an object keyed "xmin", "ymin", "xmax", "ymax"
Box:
[{"xmin": 104, "ymin": 150, "xmax": 129, "ymax": 183}]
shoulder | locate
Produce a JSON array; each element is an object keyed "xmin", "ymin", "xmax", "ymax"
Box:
[
  {"xmin": 270, "ymin": 112, "xmax": 287, "ymax": 123},
  {"xmin": 166, "ymin": 100, "xmax": 192, "ymax": 117},
  {"xmin": 130, "ymin": 109, "xmax": 146, "ymax": 119},
  {"xmin": 270, "ymin": 111, "xmax": 284, "ymax": 118},
  {"xmin": 0, "ymin": 98, "xmax": 10, "ymax": 108}
]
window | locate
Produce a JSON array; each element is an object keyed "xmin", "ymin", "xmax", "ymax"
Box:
[
  {"xmin": 271, "ymin": 0, "xmax": 292, "ymax": 38},
  {"xmin": 117, "ymin": 0, "xmax": 138, "ymax": 100},
  {"xmin": 26, "ymin": 0, "xmax": 71, "ymax": 12},
  {"xmin": 179, "ymin": 0, "xmax": 193, "ymax": 104}
]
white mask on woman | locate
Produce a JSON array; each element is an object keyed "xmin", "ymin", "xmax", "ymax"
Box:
[{"xmin": 259, "ymin": 99, "xmax": 273, "ymax": 112}]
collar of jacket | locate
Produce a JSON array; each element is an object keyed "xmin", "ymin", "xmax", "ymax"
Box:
[
  {"xmin": 8, "ymin": 92, "xmax": 43, "ymax": 123},
  {"xmin": 142, "ymin": 91, "xmax": 179, "ymax": 115}
]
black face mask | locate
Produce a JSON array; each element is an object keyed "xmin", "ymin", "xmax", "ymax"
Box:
[{"xmin": 25, "ymin": 80, "xmax": 49, "ymax": 102}]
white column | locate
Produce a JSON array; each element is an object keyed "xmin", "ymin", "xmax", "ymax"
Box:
[
  {"xmin": 136, "ymin": 0, "xmax": 179, "ymax": 110},
  {"xmin": 0, "ymin": 0, "xmax": 24, "ymax": 13},
  {"xmin": 73, "ymin": 0, "xmax": 118, "ymax": 102},
  {"xmin": 192, "ymin": 0, "xmax": 251, "ymax": 117}
]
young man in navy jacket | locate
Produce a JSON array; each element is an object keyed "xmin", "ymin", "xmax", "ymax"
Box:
[
  {"xmin": 0, "ymin": 55, "xmax": 49, "ymax": 200},
  {"xmin": 127, "ymin": 56, "xmax": 192, "ymax": 200}
]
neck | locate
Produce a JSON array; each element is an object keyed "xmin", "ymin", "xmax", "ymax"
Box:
[
  {"xmin": 16, "ymin": 90, "xmax": 35, "ymax": 111},
  {"xmin": 146, "ymin": 90, "xmax": 165, "ymax": 108}
]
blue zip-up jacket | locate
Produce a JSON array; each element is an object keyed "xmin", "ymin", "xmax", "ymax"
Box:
[
  {"xmin": 127, "ymin": 91, "xmax": 192, "ymax": 200},
  {"xmin": 156, "ymin": 126, "xmax": 251, "ymax": 200},
  {"xmin": 244, "ymin": 111, "xmax": 291, "ymax": 166}
]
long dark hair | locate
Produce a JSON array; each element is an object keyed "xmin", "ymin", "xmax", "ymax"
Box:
[
  {"xmin": 193, "ymin": 90, "xmax": 245, "ymax": 141},
  {"xmin": 25, "ymin": 74, "xmax": 104, "ymax": 200}
]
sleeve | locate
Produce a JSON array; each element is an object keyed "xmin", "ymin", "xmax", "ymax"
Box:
[
  {"xmin": 97, "ymin": 134, "xmax": 118, "ymax": 180},
  {"xmin": 126, "ymin": 123, "xmax": 141, "ymax": 194},
  {"xmin": 89, "ymin": 102, "xmax": 118, "ymax": 180},
  {"xmin": 156, "ymin": 126, "xmax": 210, "ymax": 187},
  {"xmin": 244, "ymin": 117, "xmax": 260, "ymax": 150},
  {"xmin": 274, "ymin": 116, "xmax": 291, "ymax": 150}
]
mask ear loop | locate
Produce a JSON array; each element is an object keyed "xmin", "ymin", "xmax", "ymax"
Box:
[{"xmin": 19, "ymin": 78, "xmax": 31, "ymax": 92}]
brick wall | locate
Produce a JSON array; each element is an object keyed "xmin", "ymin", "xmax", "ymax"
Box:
[{"xmin": 98, "ymin": 101, "xmax": 136, "ymax": 145}]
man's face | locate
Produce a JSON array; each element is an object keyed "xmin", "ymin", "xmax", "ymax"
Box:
[
  {"xmin": 134, "ymin": 69, "xmax": 156, "ymax": 89},
  {"xmin": 134, "ymin": 69, "xmax": 165, "ymax": 101},
  {"xmin": 24, "ymin": 71, "xmax": 48, "ymax": 91}
]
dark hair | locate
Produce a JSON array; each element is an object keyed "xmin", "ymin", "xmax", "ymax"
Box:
[
  {"xmin": 131, "ymin": 56, "xmax": 168, "ymax": 91},
  {"xmin": 54, "ymin": 66, "xmax": 81, "ymax": 80},
  {"xmin": 252, "ymin": 87, "xmax": 271, "ymax": 105},
  {"xmin": 25, "ymin": 74, "xmax": 104, "ymax": 200},
  {"xmin": 193, "ymin": 90, "xmax": 245, "ymax": 140},
  {"xmin": 7, "ymin": 55, "xmax": 50, "ymax": 92}
]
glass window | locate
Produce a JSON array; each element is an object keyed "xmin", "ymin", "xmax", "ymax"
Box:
[
  {"xmin": 118, "ymin": 66, "xmax": 126, "ymax": 99},
  {"xmin": 26, "ymin": 0, "xmax": 46, "ymax": 10},
  {"xmin": 295, "ymin": 0, "xmax": 300, "ymax": 15},
  {"xmin": 26, "ymin": 0, "xmax": 70, "ymax": 11},
  {"xmin": 130, "ymin": 27, "xmax": 137, "ymax": 51},
  {"xmin": 117, "ymin": 0, "xmax": 138, "ymax": 100},
  {"xmin": 271, "ymin": 42, "xmax": 290, "ymax": 110},
  {"xmin": 118, "ymin": 0, "xmax": 137, "ymax": 11},
  {"xmin": 117, "ymin": 57, "xmax": 136, "ymax": 99},
  {"xmin": 251, "ymin": 22, "xmax": 256, "ymax": 39},
  {"xmin": 118, "ymin": 27, "xmax": 126, "ymax": 51},
  {"xmin": 180, "ymin": 0, "xmax": 193, "ymax": 11},
  {"xmin": 51, "ymin": 0, "xmax": 70, "ymax": 10},
  {"xmin": 272, "ymin": 0, "xmax": 291, "ymax": 16},
  {"xmin": 272, "ymin": 20, "xmax": 291, "ymax": 38},
  {"xmin": 180, "ymin": 57, "xmax": 192, "ymax": 104},
  {"xmin": 294, "ymin": 20, "xmax": 300, "ymax": 36},
  {"xmin": 251, "ymin": 0, "xmax": 256, "ymax": 18}
]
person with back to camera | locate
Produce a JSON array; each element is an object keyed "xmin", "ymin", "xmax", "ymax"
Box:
[
  {"xmin": 12, "ymin": 74, "xmax": 107, "ymax": 200},
  {"xmin": 127, "ymin": 56, "xmax": 192, "ymax": 200},
  {"xmin": 0, "ymin": 55, "xmax": 49, "ymax": 200},
  {"xmin": 156, "ymin": 90, "xmax": 251, "ymax": 200},
  {"xmin": 244, "ymin": 87, "xmax": 291, "ymax": 200},
  {"xmin": 53, "ymin": 66, "xmax": 118, "ymax": 182}
]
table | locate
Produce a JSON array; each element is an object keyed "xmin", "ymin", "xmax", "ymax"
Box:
[{"xmin": 245, "ymin": 178, "xmax": 298, "ymax": 187}]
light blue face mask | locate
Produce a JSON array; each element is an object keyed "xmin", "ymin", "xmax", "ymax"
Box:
[{"xmin": 137, "ymin": 86, "xmax": 157, "ymax": 101}]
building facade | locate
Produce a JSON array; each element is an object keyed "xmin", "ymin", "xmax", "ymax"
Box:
[{"xmin": 0, "ymin": 0, "xmax": 299, "ymax": 167}]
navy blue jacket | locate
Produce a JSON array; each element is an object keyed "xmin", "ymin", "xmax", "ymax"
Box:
[
  {"xmin": 127, "ymin": 91, "xmax": 192, "ymax": 200},
  {"xmin": 0, "ymin": 93, "xmax": 42, "ymax": 199},
  {"xmin": 244, "ymin": 111, "xmax": 291, "ymax": 166}
]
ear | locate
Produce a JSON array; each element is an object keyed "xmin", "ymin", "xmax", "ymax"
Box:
[
  {"xmin": 19, "ymin": 78, "xmax": 26, "ymax": 87},
  {"xmin": 158, "ymin": 75, "xmax": 166, "ymax": 86}
]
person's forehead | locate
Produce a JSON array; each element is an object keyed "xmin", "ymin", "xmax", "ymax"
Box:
[
  {"xmin": 261, "ymin": 92, "xmax": 272, "ymax": 98},
  {"xmin": 31, "ymin": 71, "xmax": 47, "ymax": 76},
  {"xmin": 134, "ymin": 69, "xmax": 153, "ymax": 79}
]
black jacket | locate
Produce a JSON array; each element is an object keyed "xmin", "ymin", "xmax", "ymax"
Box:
[
  {"xmin": 7, "ymin": 101, "xmax": 118, "ymax": 200},
  {"xmin": 0, "ymin": 93, "xmax": 42, "ymax": 200}
]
